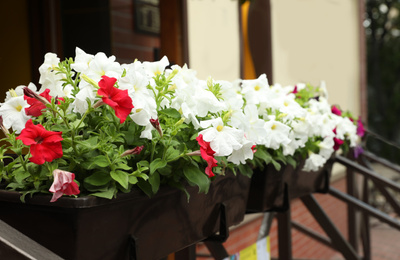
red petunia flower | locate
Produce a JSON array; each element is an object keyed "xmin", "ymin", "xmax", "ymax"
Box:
[
  {"xmin": 49, "ymin": 169, "xmax": 80, "ymax": 202},
  {"xmin": 16, "ymin": 119, "xmax": 63, "ymax": 164},
  {"xmin": 196, "ymin": 134, "xmax": 218, "ymax": 178},
  {"xmin": 97, "ymin": 75, "xmax": 134, "ymax": 123}
]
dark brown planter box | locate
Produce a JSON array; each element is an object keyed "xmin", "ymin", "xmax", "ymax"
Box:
[
  {"xmin": 246, "ymin": 158, "xmax": 334, "ymax": 213},
  {"xmin": 246, "ymin": 165, "xmax": 289, "ymax": 213},
  {"xmin": 0, "ymin": 172, "xmax": 251, "ymax": 260}
]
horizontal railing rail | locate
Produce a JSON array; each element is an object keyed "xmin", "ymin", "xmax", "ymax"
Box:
[{"xmin": 0, "ymin": 219, "xmax": 63, "ymax": 260}]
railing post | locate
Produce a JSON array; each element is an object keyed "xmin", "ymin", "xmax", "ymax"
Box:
[
  {"xmin": 277, "ymin": 209, "xmax": 292, "ymax": 260},
  {"xmin": 361, "ymin": 175, "xmax": 371, "ymax": 260},
  {"xmin": 301, "ymin": 194, "xmax": 361, "ymax": 260},
  {"xmin": 346, "ymin": 154, "xmax": 360, "ymax": 252}
]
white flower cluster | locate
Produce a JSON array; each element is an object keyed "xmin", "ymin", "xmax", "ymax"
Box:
[{"xmin": 0, "ymin": 47, "xmax": 359, "ymax": 172}]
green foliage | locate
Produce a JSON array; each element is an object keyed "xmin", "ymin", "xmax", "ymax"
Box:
[{"xmin": 365, "ymin": 0, "xmax": 400, "ymax": 162}]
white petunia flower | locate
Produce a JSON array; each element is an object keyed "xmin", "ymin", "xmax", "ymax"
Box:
[
  {"xmin": 143, "ymin": 56, "xmax": 169, "ymax": 77},
  {"xmin": 199, "ymin": 118, "xmax": 243, "ymax": 156},
  {"xmin": 5, "ymin": 83, "xmax": 37, "ymax": 101},
  {"xmin": 263, "ymin": 116, "xmax": 291, "ymax": 150},
  {"xmin": 0, "ymin": 96, "xmax": 30, "ymax": 133},
  {"xmin": 303, "ymin": 152, "xmax": 327, "ymax": 172},
  {"xmin": 228, "ymin": 138, "xmax": 255, "ymax": 165},
  {"xmin": 240, "ymin": 74, "xmax": 270, "ymax": 105}
]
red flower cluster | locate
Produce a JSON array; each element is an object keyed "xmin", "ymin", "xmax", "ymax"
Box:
[
  {"xmin": 16, "ymin": 119, "xmax": 63, "ymax": 164},
  {"xmin": 196, "ymin": 134, "xmax": 218, "ymax": 178},
  {"xmin": 97, "ymin": 76, "xmax": 134, "ymax": 123}
]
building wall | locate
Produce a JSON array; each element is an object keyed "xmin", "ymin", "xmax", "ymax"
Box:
[
  {"xmin": 270, "ymin": 0, "xmax": 361, "ymax": 117},
  {"xmin": 110, "ymin": 0, "xmax": 160, "ymax": 63},
  {"xmin": 0, "ymin": 1, "xmax": 32, "ymax": 100},
  {"xmin": 186, "ymin": 0, "xmax": 241, "ymax": 81}
]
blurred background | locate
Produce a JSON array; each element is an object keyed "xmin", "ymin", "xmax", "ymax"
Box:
[{"xmin": 1, "ymin": 0, "xmax": 399, "ymax": 259}]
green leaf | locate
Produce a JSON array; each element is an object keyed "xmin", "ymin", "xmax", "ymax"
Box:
[
  {"xmin": 12, "ymin": 167, "xmax": 30, "ymax": 184},
  {"xmin": 159, "ymin": 108, "xmax": 181, "ymax": 119},
  {"xmin": 271, "ymin": 159, "xmax": 281, "ymax": 171},
  {"xmin": 84, "ymin": 171, "xmax": 111, "ymax": 186},
  {"xmin": 81, "ymin": 155, "xmax": 109, "ymax": 170},
  {"xmin": 254, "ymin": 149, "xmax": 272, "ymax": 164},
  {"xmin": 149, "ymin": 158, "xmax": 167, "ymax": 175},
  {"xmin": 238, "ymin": 164, "xmax": 254, "ymax": 178},
  {"xmin": 137, "ymin": 178, "xmax": 153, "ymax": 197},
  {"xmin": 128, "ymin": 175, "xmax": 138, "ymax": 184},
  {"xmin": 148, "ymin": 171, "xmax": 160, "ymax": 194},
  {"xmin": 110, "ymin": 170, "xmax": 129, "ymax": 189},
  {"xmin": 115, "ymin": 163, "xmax": 132, "ymax": 171},
  {"xmin": 165, "ymin": 146, "xmax": 180, "ymax": 162},
  {"xmin": 286, "ymin": 156, "xmax": 297, "ymax": 168},
  {"xmin": 91, "ymin": 185, "xmax": 116, "ymax": 199},
  {"xmin": 183, "ymin": 164, "xmax": 210, "ymax": 193}
]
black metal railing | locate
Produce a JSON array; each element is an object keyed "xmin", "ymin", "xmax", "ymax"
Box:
[
  {"xmin": 0, "ymin": 219, "xmax": 63, "ymax": 260},
  {"xmin": 279, "ymin": 151, "xmax": 400, "ymax": 260}
]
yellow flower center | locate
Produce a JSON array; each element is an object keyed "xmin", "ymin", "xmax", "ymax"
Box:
[
  {"xmin": 154, "ymin": 70, "xmax": 161, "ymax": 75},
  {"xmin": 271, "ymin": 124, "xmax": 277, "ymax": 130},
  {"xmin": 284, "ymin": 101, "xmax": 289, "ymax": 107},
  {"xmin": 217, "ymin": 125, "xmax": 224, "ymax": 132},
  {"xmin": 15, "ymin": 105, "xmax": 22, "ymax": 112},
  {"xmin": 254, "ymin": 85, "xmax": 260, "ymax": 91}
]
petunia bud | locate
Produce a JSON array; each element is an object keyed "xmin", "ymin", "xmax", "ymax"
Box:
[
  {"xmin": 120, "ymin": 145, "xmax": 144, "ymax": 157},
  {"xmin": 150, "ymin": 118, "xmax": 163, "ymax": 137},
  {"xmin": 81, "ymin": 74, "xmax": 99, "ymax": 89},
  {"xmin": 185, "ymin": 150, "xmax": 201, "ymax": 157},
  {"xmin": 23, "ymin": 87, "xmax": 51, "ymax": 106},
  {"xmin": 0, "ymin": 116, "xmax": 9, "ymax": 135}
]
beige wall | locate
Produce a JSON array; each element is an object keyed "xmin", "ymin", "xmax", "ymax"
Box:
[
  {"xmin": 187, "ymin": 0, "xmax": 241, "ymax": 81},
  {"xmin": 271, "ymin": 0, "xmax": 360, "ymax": 116}
]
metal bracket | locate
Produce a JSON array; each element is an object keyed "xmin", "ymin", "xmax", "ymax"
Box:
[
  {"xmin": 129, "ymin": 235, "xmax": 138, "ymax": 260},
  {"xmin": 204, "ymin": 203, "xmax": 229, "ymax": 243}
]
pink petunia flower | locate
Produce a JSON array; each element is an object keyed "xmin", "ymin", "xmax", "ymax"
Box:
[
  {"xmin": 333, "ymin": 137, "xmax": 344, "ymax": 151},
  {"xmin": 49, "ymin": 169, "xmax": 80, "ymax": 202},
  {"xmin": 97, "ymin": 75, "xmax": 134, "ymax": 123},
  {"xmin": 331, "ymin": 105, "xmax": 342, "ymax": 116},
  {"xmin": 356, "ymin": 117, "xmax": 365, "ymax": 137},
  {"xmin": 16, "ymin": 119, "xmax": 63, "ymax": 164},
  {"xmin": 196, "ymin": 134, "xmax": 218, "ymax": 178}
]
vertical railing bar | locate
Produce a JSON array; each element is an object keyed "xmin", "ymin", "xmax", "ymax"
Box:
[
  {"xmin": 301, "ymin": 194, "xmax": 361, "ymax": 260},
  {"xmin": 347, "ymin": 162, "xmax": 359, "ymax": 252},
  {"xmin": 361, "ymin": 175, "xmax": 371, "ymax": 260},
  {"xmin": 277, "ymin": 209, "xmax": 292, "ymax": 260}
]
